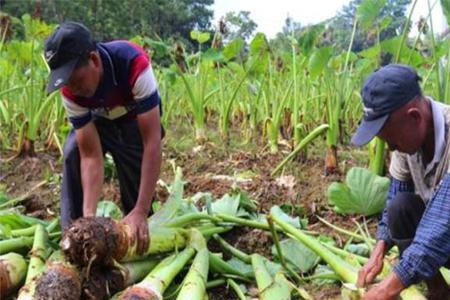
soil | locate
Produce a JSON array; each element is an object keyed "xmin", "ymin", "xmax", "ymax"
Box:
[{"xmin": 0, "ymin": 127, "xmax": 376, "ymax": 300}]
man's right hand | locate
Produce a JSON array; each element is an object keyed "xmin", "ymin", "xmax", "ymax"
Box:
[{"xmin": 357, "ymin": 240, "xmax": 387, "ymax": 287}]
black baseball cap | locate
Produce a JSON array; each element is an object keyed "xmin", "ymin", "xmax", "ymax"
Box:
[
  {"xmin": 351, "ymin": 64, "xmax": 422, "ymax": 146},
  {"xmin": 44, "ymin": 22, "xmax": 96, "ymax": 93}
]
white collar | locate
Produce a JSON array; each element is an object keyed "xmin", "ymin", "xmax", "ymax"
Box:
[{"xmin": 424, "ymin": 97, "xmax": 445, "ymax": 175}]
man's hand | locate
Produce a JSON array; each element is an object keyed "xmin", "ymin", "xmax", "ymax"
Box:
[
  {"xmin": 123, "ymin": 208, "xmax": 149, "ymax": 255},
  {"xmin": 362, "ymin": 272, "xmax": 405, "ymax": 300},
  {"xmin": 357, "ymin": 240, "xmax": 387, "ymax": 287}
]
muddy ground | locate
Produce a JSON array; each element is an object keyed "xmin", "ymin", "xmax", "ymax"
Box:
[{"xmin": 0, "ymin": 127, "xmax": 377, "ymax": 300}]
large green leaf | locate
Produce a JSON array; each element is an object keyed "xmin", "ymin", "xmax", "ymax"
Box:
[
  {"xmin": 149, "ymin": 167, "xmax": 184, "ymax": 226},
  {"xmin": 327, "ymin": 167, "xmax": 390, "ymax": 216},
  {"xmin": 270, "ymin": 206, "xmax": 301, "ymax": 229},
  {"xmin": 223, "ymin": 38, "xmax": 245, "ymax": 61},
  {"xmin": 308, "ymin": 47, "xmax": 333, "ymax": 78},
  {"xmin": 96, "ymin": 200, "xmax": 123, "ymax": 220},
  {"xmin": 356, "ymin": 0, "xmax": 387, "ymax": 31},
  {"xmin": 249, "ymin": 33, "xmax": 269, "ymax": 56},
  {"xmin": 272, "ymin": 238, "xmax": 320, "ymax": 273},
  {"xmin": 381, "ymin": 37, "xmax": 424, "ymax": 66},
  {"xmin": 190, "ymin": 30, "xmax": 210, "ymax": 44},
  {"xmin": 227, "ymin": 257, "xmax": 254, "ymax": 277},
  {"xmin": 346, "ymin": 243, "xmax": 370, "ymax": 257},
  {"xmin": 298, "ymin": 24, "xmax": 325, "ymax": 56},
  {"xmin": 209, "ymin": 194, "xmax": 240, "ymax": 216},
  {"xmin": 202, "ymin": 48, "xmax": 224, "ymax": 62}
]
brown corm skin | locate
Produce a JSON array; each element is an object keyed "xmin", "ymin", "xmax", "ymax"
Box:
[
  {"xmin": 0, "ymin": 260, "xmax": 11, "ymax": 297},
  {"xmin": 61, "ymin": 217, "xmax": 128, "ymax": 267},
  {"xmin": 119, "ymin": 286, "xmax": 160, "ymax": 300},
  {"xmin": 35, "ymin": 263, "xmax": 81, "ymax": 300}
]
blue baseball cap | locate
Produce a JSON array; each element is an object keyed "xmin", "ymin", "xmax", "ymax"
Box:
[{"xmin": 351, "ymin": 64, "xmax": 422, "ymax": 146}]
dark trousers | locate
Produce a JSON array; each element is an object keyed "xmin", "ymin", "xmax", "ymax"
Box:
[
  {"xmin": 61, "ymin": 118, "xmax": 146, "ymax": 229},
  {"xmin": 388, "ymin": 192, "xmax": 450, "ymax": 269},
  {"xmin": 387, "ymin": 192, "xmax": 426, "ymax": 255}
]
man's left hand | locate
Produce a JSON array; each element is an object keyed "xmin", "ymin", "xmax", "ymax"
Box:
[
  {"xmin": 123, "ymin": 208, "xmax": 149, "ymax": 255},
  {"xmin": 363, "ymin": 284, "xmax": 398, "ymax": 300},
  {"xmin": 362, "ymin": 272, "xmax": 405, "ymax": 300}
]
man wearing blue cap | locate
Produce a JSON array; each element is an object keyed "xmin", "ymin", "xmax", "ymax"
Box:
[
  {"xmin": 353, "ymin": 64, "xmax": 450, "ymax": 299},
  {"xmin": 44, "ymin": 22, "xmax": 163, "ymax": 255}
]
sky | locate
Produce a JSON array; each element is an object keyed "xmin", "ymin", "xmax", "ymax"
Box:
[{"xmin": 212, "ymin": 0, "xmax": 447, "ymax": 39}]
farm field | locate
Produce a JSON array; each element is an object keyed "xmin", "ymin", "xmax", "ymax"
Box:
[{"xmin": 1, "ymin": 0, "xmax": 449, "ymax": 299}]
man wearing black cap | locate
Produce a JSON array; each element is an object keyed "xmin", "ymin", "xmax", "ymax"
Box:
[
  {"xmin": 353, "ymin": 64, "xmax": 450, "ymax": 299},
  {"xmin": 45, "ymin": 22, "xmax": 163, "ymax": 255}
]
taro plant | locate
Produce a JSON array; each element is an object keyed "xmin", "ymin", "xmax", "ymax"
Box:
[{"xmin": 327, "ymin": 167, "xmax": 390, "ymax": 216}]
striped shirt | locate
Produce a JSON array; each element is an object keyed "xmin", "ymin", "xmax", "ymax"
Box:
[{"xmin": 61, "ymin": 40, "xmax": 161, "ymax": 129}]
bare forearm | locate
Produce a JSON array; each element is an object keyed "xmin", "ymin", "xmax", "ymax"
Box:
[
  {"xmin": 135, "ymin": 142, "xmax": 161, "ymax": 215},
  {"xmin": 81, "ymin": 156, "xmax": 104, "ymax": 216}
]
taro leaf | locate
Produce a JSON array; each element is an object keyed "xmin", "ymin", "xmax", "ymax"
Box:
[
  {"xmin": 298, "ymin": 24, "xmax": 325, "ymax": 56},
  {"xmin": 262, "ymin": 256, "xmax": 283, "ymax": 277},
  {"xmin": 190, "ymin": 30, "xmax": 210, "ymax": 44},
  {"xmin": 312, "ymin": 264, "xmax": 339, "ymax": 285},
  {"xmin": 327, "ymin": 167, "xmax": 390, "ymax": 216},
  {"xmin": 202, "ymin": 48, "xmax": 224, "ymax": 62},
  {"xmin": 150, "ymin": 167, "xmax": 184, "ymax": 226},
  {"xmin": 268, "ymin": 273, "xmax": 292, "ymax": 300},
  {"xmin": 346, "ymin": 243, "xmax": 370, "ymax": 257},
  {"xmin": 227, "ymin": 257, "xmax": 254, "ymax": 278},
  {"xmin": 236, "ymin": 192, "xmax": 258, "ymax": 213},
  {"xmin": 96, "ymin": 200, "xmax": 123, "ymax": 220},
  {"xmin": 249, "ymin": 33, "xmax": 269, "ymax": 56},
  {"xmin": 272, "ymin": 238, "xmax": 320, "ymax": 273},
  {"xmin": 143, "ymin": 37, "xmax": 170, "ymax": 56},
  {"xmin": 209, "ymin": 194, "xmax": 240, "ymax": 216},
  {"xmin": 356, "ymin": 0, "xmax": 386, "ymax": 31},
  {"xmin": 223, "ymin": 38, "xmax": 245, "ymax": 61},
  {"xmin": 271, "ymin": 206, "xmax": 301, "ymax": 229},
  {"xmin": 381, "ymin": 37, "xmax": 424, "ymax": 67},
  {"xmin": 308, "ymin": 47, "xmax": 333, "ymax": 78}
]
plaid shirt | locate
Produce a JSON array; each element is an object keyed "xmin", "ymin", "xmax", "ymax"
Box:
[{"xmin": 377, "ymin": 176, "xmax": 450, "ymax": 287}]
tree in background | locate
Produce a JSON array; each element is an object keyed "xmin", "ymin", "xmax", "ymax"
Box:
[
  {"xmin": 0, "ymin": 0, "xmax": 214, "ymax": 42},
  {"xmin": 330, "ymin": 0, "xmax": 411, "ymax": 52},
  {"xmin": 221, "ymin": 10, "xmax": 257, "ymax": 43}
]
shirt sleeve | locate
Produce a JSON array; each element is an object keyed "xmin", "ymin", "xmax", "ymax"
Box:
[
  {"xmin": 389, "ymin": 151, "xmax": 412, "ymax": 182},
  {"xmin": 393, "ymin": 173, "xmax": 450, "ymax": 287},
  {"xmin": 377, "ymin": 178, "xmax": 414, "ymax": 249},
  {"xmin": 61, "ymin": 94, "xmax": 92, "ymax": 129},
  {"xmin": 129, "ymin": 54, "xmax": 161, "ymax": 115}
]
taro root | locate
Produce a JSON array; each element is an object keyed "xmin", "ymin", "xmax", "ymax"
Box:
[
  {"xmin": 81, "ymin": 266, "xmax": 125, "ymax": 300},
  {"xmin": 33, "ymin": 262, "xmax": 82, "ymax": 300},
  {"xmin": 0, "ymin": 253, "xmax": 27, "ymax": 298},
  {"xmin": 82, "ymin": 258, "xmax": 159, "ymax": 300},
  {"xmin": 61, "ymin": 217, "xmax": 188, "ymax": 267},
  {"xmin": 115, "ymin": 285, "xmax": 161, "ymax": 300},
  {"xmin": 61, "ymin": 217, "xmax": 124, "ymax": 267}
]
